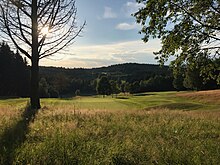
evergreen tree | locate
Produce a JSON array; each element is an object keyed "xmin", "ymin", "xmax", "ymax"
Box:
[
  {"xmin": 0, "ymin": 42, "xmax": 29, "ymax": 97},
  {"xmin": 96, "ymin": 76, "xmax": 111, "ymax": 97}
]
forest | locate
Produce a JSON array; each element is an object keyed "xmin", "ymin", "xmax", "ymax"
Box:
[{"xmin": 0, "ymin": 42, "xmax": 219, "ymax": 98}]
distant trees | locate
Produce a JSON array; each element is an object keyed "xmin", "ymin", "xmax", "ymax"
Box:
[
  {"xmin": 39, "ymin": 64, "xmax": 218, "ymax": 96},
  {"xmin": 124, "ymin": 82, "xmax": 131, "ymax": 94},
  {"xmin": 1, "ymin": 52, "xmax": 218, "ymax": 99},
  {"xmin": 39, "ymin": 78, "xmax": 49, "ymax": 98},
  {"xmin": 96, "ymin": 76, "xmax": 112, "ymax": 96},
  {"xmin": 37, "ymin": 63, "xmax": 175, "ymax": 96},
  {"xmin": 0, "ymin": 42, "xmax": 29, "ymax": 97},
  {"xmin": 110, "ymin": 80, "xmax": 120, "ymax": 97},
  {"xmin": 75, "ymin": 89, "xmax": 80, "ymax": 96},
  {"xmin": 95, "ymin": 73, "xmax": 175, "ymax": 97},
  {"xmin": 130, "ymin": 81, "xmax": 140, "ymax": 94}
]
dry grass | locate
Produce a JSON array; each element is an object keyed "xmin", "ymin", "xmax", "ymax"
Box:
[
  {"xmin": 0, "ymin": 91, "xmax": 220, "ymax": 164},
  {"xmin": 0, "ymin": 106, "xmax": 20, "ymax": 116},
  {"xmin": 14, "ymin": 107, "xmax": 220, "ymax": 165},
  {"xmin": 0, "ymin": 105, "xmax": 21, "ymax": 128},
  {"xmin": 176, "ymin": 89, "xmax": 220, "ymax": 103}
]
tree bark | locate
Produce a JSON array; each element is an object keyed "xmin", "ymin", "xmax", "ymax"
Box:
[
  {"xmin": 30, "ymin": 59, "xmax": 40, "ymax": 109},
  {"xmin": 30, "ymin": 0, "xmax": 40, "ymax": 109}
]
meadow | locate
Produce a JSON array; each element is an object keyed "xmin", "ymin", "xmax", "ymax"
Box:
[{"xmin": 0, "ymin": 90, "xmax": 220, "ymax": 164}]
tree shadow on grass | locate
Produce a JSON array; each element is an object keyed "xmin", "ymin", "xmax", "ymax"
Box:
[{"xmin": 0, "ymin": 103, "xmax": 38, "ymax": 165}]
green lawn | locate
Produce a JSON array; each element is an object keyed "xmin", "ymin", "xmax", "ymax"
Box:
[{"xmin": 0, "ymin": 91, "xmax": 220, "ymax": 164}]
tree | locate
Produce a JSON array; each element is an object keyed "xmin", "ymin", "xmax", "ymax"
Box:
[
  {"xmin": 171, "ymin": 61, "xmax": 186, "ymax": 91},
  {"xmin": 75, "ymin": 89, "xmax": 80, "ymax": 96},
  {"xmin": 134, "ymin": 0, "xmax": 220, "ymax": 84},
  {"xmin": 39, "ymin": 77, "xmax": 49, "ymax": 98},
  {"xmin": 120, "ymin": 81, "xmax": 126, "ymax": 94},
  {"xmin": 0, "ymin": 0, "xmax": 85, "ymax": 109},
  {"xmin": 110, "ymin": 80, "xmax": 120, "ymax": 97},
  {"xmin": 183, "ymin": 66, "xmax": 203, "ymax": 91},
  {"xmin": 96, "ymin": 76, "xmax": 111, "ymax": 97},
  {"xmin": 171, "ymin": 54, "xmax": 220, "ymax": 90},
  {"xmin": 130, "ymin": 81, "xmax": 140, "ymax": 94},
  {"xmin": 124, "ymin": 82, "xmax": 131, "ymax": 94},
  {"xmin": 0, "ymin": 42, "xmax": 29, "ymax": 96},
  {"xmin": 52, "ymin": 73, "xmax": 71, "ymax": 96},
  {"xmin": 183, "ymin": 56, "xmax": 208, "ymax": 90}
]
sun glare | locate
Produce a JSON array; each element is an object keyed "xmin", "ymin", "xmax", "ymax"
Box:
[{"xmin": 41, "ymin": 27, "xmax": 49, "ymax": 35}]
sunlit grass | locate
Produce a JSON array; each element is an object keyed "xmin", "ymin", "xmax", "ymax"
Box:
[
  {"xmin": 14, "ymin": 109, "xmax": 220, "ymax": 164},
  {"xmin": 0, "ymin": 90, "xmax": 220, "ymax": 164}
]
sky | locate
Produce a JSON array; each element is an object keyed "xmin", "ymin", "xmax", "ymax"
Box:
[{"xmin": 40, "ymin": 0, "xmax": 162, "ymax": 68}]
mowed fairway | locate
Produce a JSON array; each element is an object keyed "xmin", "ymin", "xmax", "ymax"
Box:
[{"xmin": 0, "ymin": 90, "xmax": 220, "ymax": 164}]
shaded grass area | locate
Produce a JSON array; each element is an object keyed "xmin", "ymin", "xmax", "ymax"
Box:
[
  {"xmin": 0, "ymin": 90, "xmax": 220, "ymax": 164},
  {"xmin": 0, "ymin": 104, "xmax": 38, "ymax": 164}
]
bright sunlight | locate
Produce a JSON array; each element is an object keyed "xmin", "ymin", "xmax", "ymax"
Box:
[{"xmin": 40, "ymin": 27, "xmax": 49, "ymax": 35}]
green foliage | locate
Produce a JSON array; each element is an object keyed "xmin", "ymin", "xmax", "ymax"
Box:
[
  {"xmin": 0, "ymin": 42, "xmax": 29, "ymax": 97},
  {"xmin": 171, "ymin": 55, "xmax": 220, "ymax": 91},
  {"xmin": 124, "ymin": 82, "xmax": 131, "ymax": 93},
  {"xmin": 183, "ymin": 65, "xmax": 203, "ymax": 91},
  {"xmin": 75, "ymin": 89, "xmax": 80, "ymax": 96},
  {"xmin": 171, "ymin": 60, "xmax": 186, "ymax": 91},
  {"xmin": 134, "ymin": 0, "xmax": 220, "ymax": 84},
  {"xmin": 110, "ymin": 80, "xmax": 120, "ymax": 96},
  {"xmin": 48, "ymin": 86, "xmax": 59, "ymax": 98},
  {"xmin": 39, "ymin": 63, "xmax": 173, "ymax": 96},
  {"xmin": 139, "ymin": 75, "xmax": 174, "ymax": 92},
  {"xmin": 39, "ymin": 78, "xmax": 49, "ymax": 98},
  {"xmin": 130, "ymin": 81, "xmax": 140, "ymax": 94},
  {"xmin": 96, "ymin": 76, "xmax": 112, "ymax": 96}
]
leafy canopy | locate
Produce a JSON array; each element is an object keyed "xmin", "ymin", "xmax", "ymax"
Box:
[{"xmin": 134, "ymin": 0, "xmax": 220, "ymax": 83}]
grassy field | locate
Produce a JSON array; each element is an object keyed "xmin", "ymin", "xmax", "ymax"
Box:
[{"xmin": 0, "ymin": 90, "xmax": 220, "ymax": 164}]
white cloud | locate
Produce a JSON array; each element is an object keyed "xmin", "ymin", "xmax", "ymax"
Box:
[
  {"xmin": 103, "ymin": 7, "xmax": 117, "ymax": 19},
  {"xmin": 116, "ymin": 22, "xmax": 140, "ymax": 30},
  {"xmin": 40, "ymin": 40, "xmax": 162, "ymax": 68},
  {"xmin": 122, "ymin": 1, "xmax": 145, "ymax": 17}
]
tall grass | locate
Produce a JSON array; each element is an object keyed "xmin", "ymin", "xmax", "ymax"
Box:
[
  {"xmin": 0, "ymin": 91, "xmax": 220, "ymax": 164},
  {"xmin": 9, "ymin": 109, "xmax": 220, "ymax": 164},
  {"xmin": 0, "ymin": 103, "xmax": 38, "ymax": 165}
]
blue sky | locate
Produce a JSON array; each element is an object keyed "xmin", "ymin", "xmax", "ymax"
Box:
[{"xmin": 40, "ymin": 0, "xmax": 162, "ymax": 68}]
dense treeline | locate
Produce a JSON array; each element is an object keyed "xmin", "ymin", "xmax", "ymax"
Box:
[
  {"xmin": 39, "ymin": 63, "xmax": 174, "ymax": 97},
  {"xmin": 0, "ymin": 42, "xmax": 29, "ymax": 97},
  {"xmin": 0, "ymin": 43, "xmax": 219, "ymax": 98}
]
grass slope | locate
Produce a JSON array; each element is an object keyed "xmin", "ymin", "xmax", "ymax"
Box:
[{"xmin": 0, "ymin": 90, "xmax": 220, "ymax": 164}]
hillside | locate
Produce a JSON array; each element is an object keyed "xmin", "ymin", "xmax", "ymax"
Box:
[
  {"xmin": 38, "ymin": 63, "xmax": 173, "ymax": 96},
  {"xmin": 39, "ymin": 63, "xmax": 171, "ymax": 81}
]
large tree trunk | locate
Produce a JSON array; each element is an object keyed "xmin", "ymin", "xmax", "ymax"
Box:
[
  {"xmin": 30, "ymin": 59, "xmax": 40, "ymax": 109},
  {"xmin": 30, "ymin": 0, "xmax": 40, "ymax": 109}
]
